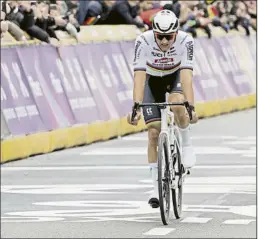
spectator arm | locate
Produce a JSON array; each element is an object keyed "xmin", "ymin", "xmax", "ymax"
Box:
[
  {"xmin": 26, "ymin": 25, "xmax": 50, "ymax": 43},
  {"xmin": 65, "ymin": 22, "xmax": 79, "ymax": 40},
  {"xmin": 117, "ymin": 3, "xmax": 145, "ymax": 28},
  {"xmin": 6, "ymin": 20, "xmax": 26, "ymax": 41}
]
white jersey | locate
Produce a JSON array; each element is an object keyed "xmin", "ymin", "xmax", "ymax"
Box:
[{"xmin": 133, "ymin": 30, "xmax": 194, "ymax": 77}]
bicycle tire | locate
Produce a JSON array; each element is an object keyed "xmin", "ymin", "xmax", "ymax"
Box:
[
  {"xmin": 158, "ymin": 132, "xmax": 171, "ymax": 225},
  {"xmin": 171, "ymin": 133, "xmax": 183, "ymax": 219}
]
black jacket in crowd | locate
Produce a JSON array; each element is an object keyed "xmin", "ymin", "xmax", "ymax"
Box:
[{"xmin": 101, "ymin": 0, "xmax": 145, "ymax": 28}]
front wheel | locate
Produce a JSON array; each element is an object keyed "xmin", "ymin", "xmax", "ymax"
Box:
[
  {"xmin": 171, "ymin": 139, "xmax": 183, "ymax": 219},
  {"xmin": 158, "ymin": 132, "xmax": 171, "ymax": 225}
]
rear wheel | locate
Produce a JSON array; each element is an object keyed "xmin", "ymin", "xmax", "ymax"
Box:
[{"xmin": 158, "ymin": 132, "xmax": 171, "ymax": 225}]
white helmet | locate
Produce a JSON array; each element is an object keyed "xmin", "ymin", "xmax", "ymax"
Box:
[{"xmin": 152, "ymin": 10, "xmax": 179, "ymax": 34}]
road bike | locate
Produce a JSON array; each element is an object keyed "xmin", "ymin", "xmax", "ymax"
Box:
[{"xmin": 131, "ymin": 96, "xmax": 192, "ymax": 225}]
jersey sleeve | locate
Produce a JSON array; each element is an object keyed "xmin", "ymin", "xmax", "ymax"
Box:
[
  {"xmin": 133, "ymin": 35, "xmax": 147, "ymax": 72},
  {"xmin": 180, "ymin": 35, "xmax": 194, "ymax": 71}
]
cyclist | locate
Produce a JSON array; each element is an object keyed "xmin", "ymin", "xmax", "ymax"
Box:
[{"xmin": 127, "ymin": 9, "xmax": 198, "ymax": 208}]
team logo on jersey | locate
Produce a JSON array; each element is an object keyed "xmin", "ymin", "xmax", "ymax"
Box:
[
  {"xmin": 146, "ymin": 107, "xmax": 153, "ymax": 116},
  {"xmin": 134, "ymin": 40, "xmax": 142, "ymax": 62},
  {"xmin": 152, "ymin": 52, "xmax": 163, "ymax": 57},
  {"xmin": 185, "ymin": 41, "xmax": 193, "ymax": 61},
  {"xmin": 154, "ymin": 58, "xmax": 174, "ymax": 63}
]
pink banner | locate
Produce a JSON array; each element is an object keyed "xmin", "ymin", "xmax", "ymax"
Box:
[{"xmin": 1, "ymin": 33, "xmax": 255, "ymax": 137}]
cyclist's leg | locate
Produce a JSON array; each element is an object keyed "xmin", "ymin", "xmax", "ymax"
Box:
[
  {"xmin": 167, "ymin": 71, "xmax": 196, "ymax": 169},
  {"xmin": 142, "ymin": 75, "xmax": 164, "ymax": 207},
  {"xmin": 142, "ymin": 75, "xmax": 165, "ymax": 165}
]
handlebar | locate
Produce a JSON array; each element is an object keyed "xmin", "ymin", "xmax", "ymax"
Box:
[{"xmin": 131, "ymin": 101, "xmax": 193, "ymax": 123}]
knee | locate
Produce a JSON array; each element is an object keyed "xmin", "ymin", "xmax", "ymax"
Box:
[
  {"xmin": 171, "ymin": 105, "xmax": 186, "ymax": 119},
  {"xmin": 148, "ymin": 127, "xmax": 160, "ymax": 145}
]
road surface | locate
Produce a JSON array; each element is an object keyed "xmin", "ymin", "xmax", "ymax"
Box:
[{"xmin": 1, "ymin": 109, "xmax": 256, "ymax": 238}]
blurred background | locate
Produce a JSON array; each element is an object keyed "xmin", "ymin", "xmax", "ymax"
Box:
[{"xmin": 1, "ymin": 0, "xmax": 256, "ymax": 43}]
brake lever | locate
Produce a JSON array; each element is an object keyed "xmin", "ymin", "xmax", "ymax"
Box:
[{"xmin": 131, "ymin": 102, "xmax": 140, "ymax": 123}]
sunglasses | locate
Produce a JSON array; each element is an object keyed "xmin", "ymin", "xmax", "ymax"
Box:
[{"xmin": 155, "ymin": 33, "xmax": 175, "ymax": 41}]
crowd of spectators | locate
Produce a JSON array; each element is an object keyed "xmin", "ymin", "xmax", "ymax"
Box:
[
  {"xmin": 0, "ymin": 0, "xmax": 80, "ymax": 44},
  {"xmin": 1, "ymin": 0, "xmax": 256, "ymax": 43}
]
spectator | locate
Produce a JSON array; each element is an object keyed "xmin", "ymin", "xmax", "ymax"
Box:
[
  {"xmin": 99, "ymin": 0, "xmax": 149, "ymax": 31},
  {"xmin": 208, "ymin": 1, "xmax": 230, "ymax": 33},
  {"xmin": 18, "ymin": 1, "xmax": 53, "ymax": 43},
  {"xmin": 1, "ymin": 1, "xmax": 51, "ymax": 43},
  {"xmin": 232, "ymin": 1, "xmax": 254, "ymax": 35},
  {"xmin": 1, "ymin": 1, "xmax": 26, "ymax": 41},
  {"xmin": 50, "ymin": 2, "xmax": 80, "ymax": 40},
  {"xmin": 138, "ymin": 0, "xmax": 162, "ymax": 29},
  {"xmin": 161, "ymin": 0, "xmax": 181, "ymax": 18},
  {"xmin": 56, "ymin": 0, "xmax": 68, "ymax": 16},
  {"xmin": 95, "ymin": 1, "xmax": 116, "ymax": 25},
  {"xmin": 34, "ymin": 2, "xmax": 64, "ymax": 41},
  {"xmin": 1, "ymin": 4, "xmax": 23, "ymax": 41},
  {"xmin": 1, "ymin": 17, "xmax": 9, "ymax": 39},
  {"xmin": 77, "ymin": 0, "xmax": 103, "ymax": 25},
  {"xmin": 1, "ymin": 0, "xmax": 256, "ymax": 43}
]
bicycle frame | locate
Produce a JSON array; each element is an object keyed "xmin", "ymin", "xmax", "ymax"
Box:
[
  {"xmin": 159, "ymin": 95, "xmax": 176, "ymax": 160},
  {"xmin": 131, "ymin": 96, "xmax": 191, "ymax": 170},
  {"xmin": 162, "ymin": 106, "xmax": 183, "ymax": 160}
]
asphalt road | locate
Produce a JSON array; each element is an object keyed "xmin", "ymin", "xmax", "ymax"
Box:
[{"xmin": 1, "ymin": 109, "xmax": 256, "ymax": 238}]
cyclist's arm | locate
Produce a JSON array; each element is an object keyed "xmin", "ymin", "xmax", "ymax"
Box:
[
  {"xmin": 133, "ymin": 71, "xmax": 146, "ymax": 103},
  {"xmin": 180, "ymin": 35, "xmax": 195, "ymax": 106},
  {"xmin": 132, "ymin": 36, "xmax": 147, "ymax": 103}
]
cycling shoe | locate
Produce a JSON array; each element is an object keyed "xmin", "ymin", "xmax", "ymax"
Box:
[{"xmin": 148, "ymin": 197, "xmax": 159, "ymax": 208}]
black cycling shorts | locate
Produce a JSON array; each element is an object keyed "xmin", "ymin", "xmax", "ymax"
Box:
[{"xmin": 142, "ymin": 70, "xmax": 183, "ymax": 125}]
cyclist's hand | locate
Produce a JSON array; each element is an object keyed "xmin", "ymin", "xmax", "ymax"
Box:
[
  {"xmin": 190, "ymin": 110, "xmax": 198, "ymax": 124},
  {"xmin": 127, "ymin": 111, "xmax": 141, "ymax": 126}
]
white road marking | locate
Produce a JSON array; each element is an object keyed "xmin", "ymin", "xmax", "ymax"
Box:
[
  {"xmin": 143, "ymin": 176, "xmax": 256, "ymax": 194},
  {"xmin": 121, "ymin": 136, "xmax": 256, "ymax": 141},
  {"xmin": 180, "ymin": 217, "xmax": 212, "ymax": 223},
  {"xmin": 30, "ymin": 202, "xmax": 256, "ymax": 218},
  {"xmin": 1, "ymin": 184, "xmax": 153, "ymax": 194},
  {"xmin": 121, "ymin": 136, "xmax": 239, "ymax": 141},
  {"xmin": 2, "ymin": 202, "xmax": 256, "ymax": 223},
  {"xmin": 1, "ymin": 166, "xmax": 150, "ymax": 171},
  {"xmin": 80, "ymin": 146, "xmax": 255, "ymax": 156},
  {"xmin": 143, "ymin": 227, "xmax": 176, "ymax": 236},
  {"xmin": 1, "ymin": 216, "xmax": 64, "ymax": 222},
  {"xmin": 65, "ymin": 216, "xmax": 162, "ymax": 223},
  {"xmin": 223, "ymin": 140, "xmax": 256, "ymax": 145},
  {"xmin": 1, "ymin": 176, "xmax": 255, "ymax": 195},
  {"xmin": 229, "ymin": 205, "xmax": 256, "ymax": 217},
  {"xmin": 1, "ymin": 165, "xmax": 256, "ymax": 171},
  {"xmin": 242, "ymin": 154, "xmax": 256, "ymax": 158},
  {"xmin": 222, "ymin": 219, "xmax": 256, "ymax": 225},
  {"xmin": 140, "ymin": 176, "xmax": 256, "ymax": 185}
]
